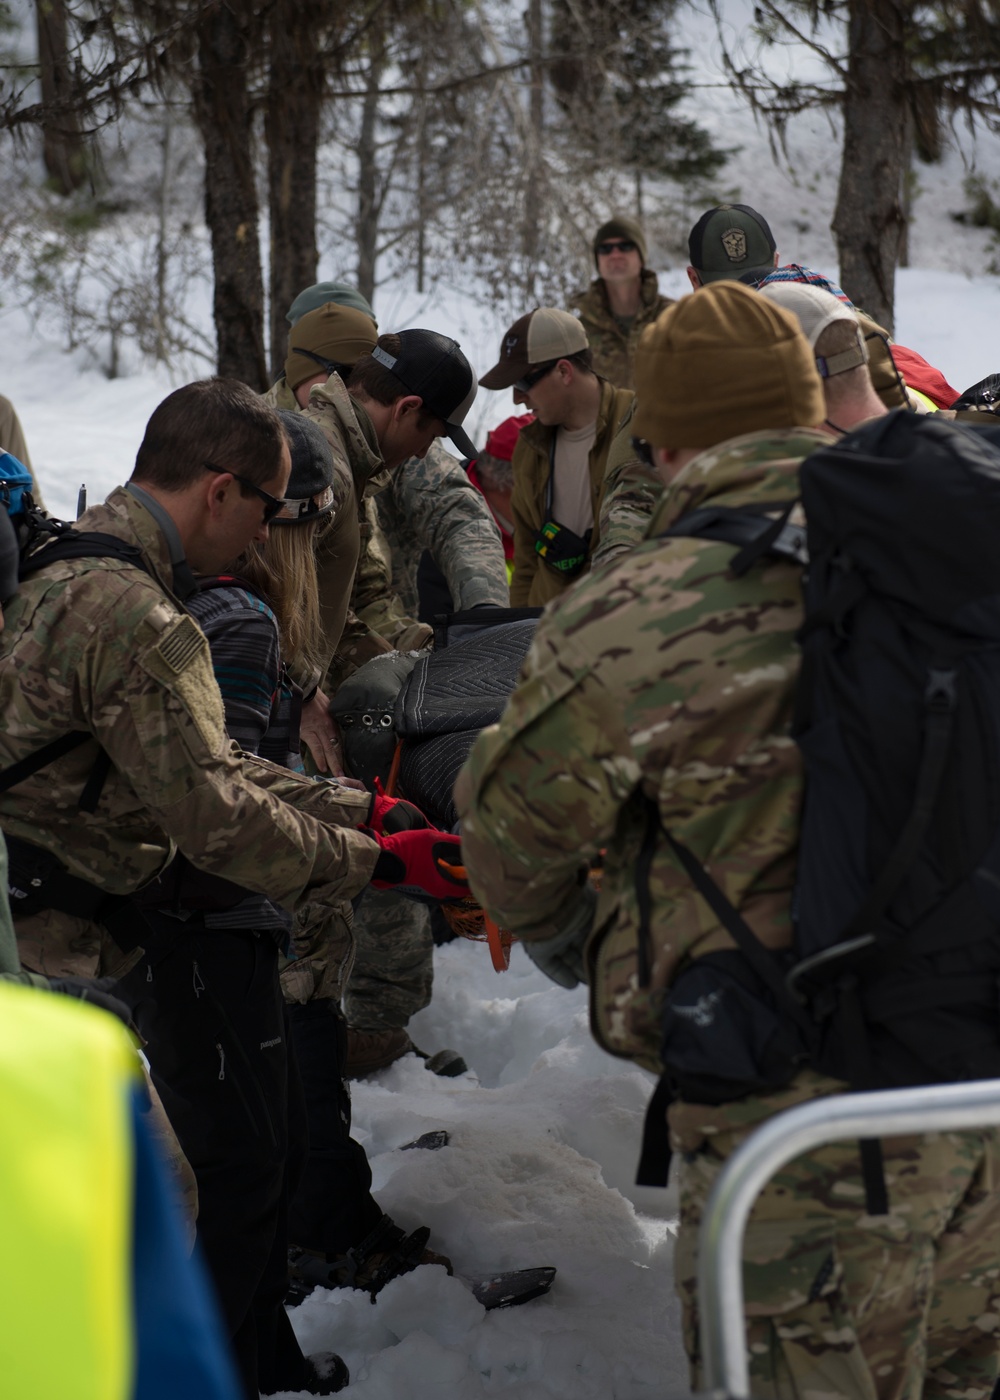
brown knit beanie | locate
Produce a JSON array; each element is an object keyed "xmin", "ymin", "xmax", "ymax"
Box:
[
  {"xmin": 284, "ymin": 303, "xmax": 378, "ymax": 392},
  {"xmin": 633, "ymin": 281, "xmax": 825, "ymax": 449},
  {"xmin": 593, "ymin": 216, "xmax": 647, "ymax": 267}
]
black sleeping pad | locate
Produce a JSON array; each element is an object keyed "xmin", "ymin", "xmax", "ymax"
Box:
[
  {"xmin": 394, "ymin": 619, "xmax": 538, "ymax": 828},
  {"xmin": 394, "ymin": 619, "xmax": 537, "ymax": 740}
]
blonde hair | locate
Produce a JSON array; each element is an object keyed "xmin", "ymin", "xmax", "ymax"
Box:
[{"xmin": 237, "ymin": 521, "xmax": 323, "ymax": 678}]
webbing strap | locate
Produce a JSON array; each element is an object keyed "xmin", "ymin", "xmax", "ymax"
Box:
[
  {"xmin": 649, "ymin": 803, "xmax": 814, "ymax": 1042},
  {"xmin": 0, "ymin": 731, "xmax": 92, "ymax": 795},
  {"xmin": 635, "ymin": 1074, "xmax": 675, "ymax": 1188},
  {"xmin": 846, "ymin": 669, "xmax": 957, "ymax": 940}
]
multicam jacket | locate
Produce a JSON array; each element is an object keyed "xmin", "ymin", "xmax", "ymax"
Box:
[
  {"xmin": 570, "ymin": 270, "xmax": 673, "ymax": 390},
  {"xmin": 509, "ymin": 380, "xmax": 634, "ymax": 608},
  {"xmin": 456, "ymin": 428, "xmax": 830, "ymax": 1081},
  {"xmin": 0, "ymin": 487, "xmax": 378, "ymax": 908}
]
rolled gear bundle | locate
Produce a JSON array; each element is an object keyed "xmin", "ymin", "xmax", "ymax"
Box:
[
  {"xmin": 394, "ymin": 619, "xmax": 538, "ymax": 829},
  {"xmin": 329, "ymin": 650, "xmax": 420, "ymax": 791}
]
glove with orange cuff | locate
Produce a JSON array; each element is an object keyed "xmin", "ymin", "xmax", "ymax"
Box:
[{"xmin": 368, "ymin": 827, "xmax": 469, "ymax": 903}]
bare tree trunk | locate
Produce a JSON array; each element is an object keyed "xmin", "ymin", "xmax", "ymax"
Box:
[
  {"xmin": 356, "ymin": 47, "xmax": 385, "ymax": 306},
  {"xmin": 191, "ymin": 0, "xmax": 268, "ymax": 388},
  {"xmin": 154, "ymin": 116, "xmax": 171, "ymax": 363},
  {"xmin": 899, "ymin": 108, "xmax": 914, "ymax": 269},
  {"xmin": 523, "ymin": 0, "xmax": 544, "ymax": 299},
  {"xmin": 831, "ymin": 0, "xmax": 908, "ymax": 332},
  {"xmin": 265, "ymin": 0, "xmax": 322, "ymax": 378},
  {"xmin": 414, "ymin": 48, "xmax": 428, "ymax": 294},
  {"xmin": 36, "ymin": 0, "xmax": 87, "ymax": 193}
]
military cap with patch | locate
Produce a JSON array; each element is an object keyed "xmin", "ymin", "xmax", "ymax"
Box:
[
  {"xmin": 479, "ymin": 308, "xmax": 589, "ymax": 391},
  {"xmin": 688, "ymin": 204, "xmax": 777, "ymax": 286}
]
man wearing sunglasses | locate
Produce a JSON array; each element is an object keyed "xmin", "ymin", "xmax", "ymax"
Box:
[
  {"xmin": 479, "ymin": 307, "xmax": 633, "ymax": 608},
  {"xmin": 570, "ymin": 216, "xmax": 673, "ymax": 390}
]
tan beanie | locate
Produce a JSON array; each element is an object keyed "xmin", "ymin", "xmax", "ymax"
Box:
[
  {"xmin": 633, "ymin": 281, "xmax": 825, "ymax": 449},
  {"xmin": 284, "ymin": 303, "xmax": 378, "ymax": 392}
]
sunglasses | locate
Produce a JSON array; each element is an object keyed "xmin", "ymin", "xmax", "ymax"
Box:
[
  {"xmin": 514, "ymin": 361, "xmax": 559, "ymax": 394},
  {"xmin": 203, "ymin": 462, "xmax": 287, "ymax": 523},
  {"xmin": 596, "ymin": 239, "xmax": 638, "ymax": 256},
  {"xmin": 291, "ymin": 346, "xmax": 354, "ymax": 378},
  {"xmin": 630, "ymin": 436, "xmax": 655, "ymax": 467}
]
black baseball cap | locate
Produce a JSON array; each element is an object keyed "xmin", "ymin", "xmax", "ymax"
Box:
[
  {"xmin": 688, "ymin": 204, "xmax": 777, "ymax": 286},
  {"xmin": 371, "ymin": 329, "xmax": 478, "ymax": 458}
]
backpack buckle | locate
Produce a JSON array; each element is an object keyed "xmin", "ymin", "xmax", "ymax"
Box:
[{"xmin": 925, "ymin": 668, "xmax": 957, "ymax": 712}]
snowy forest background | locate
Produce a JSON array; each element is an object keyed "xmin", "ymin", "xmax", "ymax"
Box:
[{"xmin": 2, "ymin": 0, "xmax": 1000, "ymax": 392}]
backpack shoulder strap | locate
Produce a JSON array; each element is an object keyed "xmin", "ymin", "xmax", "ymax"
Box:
[
  {"xmin": 20, "ymin": 531, "xmax": 149, "ymax": 578},
  {"xmin": 659, "ymin": 501, "xmax": 808, "ymax": 575},
  {"xmin": 1, "ymin": 532, "xmax": 153, "ymax": 810}
]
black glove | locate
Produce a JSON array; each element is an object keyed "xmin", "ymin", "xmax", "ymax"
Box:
[{"xmin": 48, "ymin": 975, "xmax": 134, "ymax": 1029}]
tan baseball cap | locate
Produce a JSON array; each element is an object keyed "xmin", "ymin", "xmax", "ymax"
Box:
[{"xmin": 479, "ymin": 308, "xmax": 589, "ymax": 390}]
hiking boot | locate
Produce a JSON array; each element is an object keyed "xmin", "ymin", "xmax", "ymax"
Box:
[
  {"xmin": 262, "ymin": 1350, "xmax": 349, "ymax": 1396},
  {"xmin": 301, "ymin": 1352, "xmax": 350, "ymax": 1395},
  {"xmin": 344, "ymin": 1025, "xmax": 411, "ymax": 1077},
  {"xmin": 288, "ymin": 1214, "xmax": 453, "ymax": 1305},
  {"xmin": 412, "ymin": 1043, "xmax": 468, "ymax": 1077}
]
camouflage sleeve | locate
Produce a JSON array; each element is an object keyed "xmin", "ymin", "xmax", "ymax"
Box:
[
  {"xmin": 85, "ymin": 596, "xmax": 379, "ymax": 908},
  {"xmin": 351, "ymin": 503, "xmax": 431, "ymax": 650},
  {"xmin": 327, "ymin": 607, "xmax": 399, "ymax": 696},
  {"xmin": 380, "ymin": 445, "xmax": 509, "ymax": 613},
  {"xmin": 591, "ymin": 402, "xmax": 664, "ymax": 568},
  {"xmin": 302, "ymin": 487, "xmax": 360, "ymax": 690},
  {"xmin": 235, "ymin": 752, "xmax": 372, "ymax": 828},
  {"xmin": 454, "ymin": 622, "xmax": 640, "ymax": 942}
]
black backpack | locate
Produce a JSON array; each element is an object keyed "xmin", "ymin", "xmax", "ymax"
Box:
[{"xmin": 637, "ymin": 411, "xmax": 1000, "ymax": 1204}]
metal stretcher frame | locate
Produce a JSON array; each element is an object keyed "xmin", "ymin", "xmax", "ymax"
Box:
[{"xmin": 697, "ymin": 1079, "xmax": 1000, "ymax": 1398}]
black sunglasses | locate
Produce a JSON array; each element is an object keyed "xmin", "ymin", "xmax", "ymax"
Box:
[
  {"xmin": 630, "ymin": 435, "xmax": 655, "ymax": 467},
  {"xmin": 203, "ymin": 462, "xmax": 287, "ymax": 523},
  {"xmin": 291, "ymin": 346, "xmax": 353, "ymax": 378},
  {"xmin": 596, "ymin": 239, "xmax": 638, "ymax": 256},
  {"xmin": 514, "ymin": 361, "xmax": 559, "ymax": 394}
]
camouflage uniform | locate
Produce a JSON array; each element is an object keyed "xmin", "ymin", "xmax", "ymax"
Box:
[
  {"xmin": 372, "ymin": 440, "xmax": 508, "ymax": 620},
  {"xmin": 509, "ymin": 380, "xmax": 634, "ymax": 607},
  {"xmin": 0, "ymin": 486, "xmax": 378, "ymax": 978},
  {"xmin": 266, "ymin": 381, "xmax": 507, "ymax": 684},
  {"xmin": 268, "ymin": 385, "xmax": 506, "ymax": 1036},
  {"xmin": 263, "ymin": 372, "xmax": 405, "ymax": 692},
  {"xmin": 570, "ymin": 269, "xmax": 674, "ymax": 390},
  {"xmin": 456, "ymin": 428, "xmax": 1000, "ymax": 1398},
  {"xmin": 591, "ymin": 398, "xmax": 664, "ymax": 568}
]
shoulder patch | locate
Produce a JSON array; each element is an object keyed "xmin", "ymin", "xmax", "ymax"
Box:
[{"xmin": 155, "ymin": 615, "xmax": 206, "ymax": 674}]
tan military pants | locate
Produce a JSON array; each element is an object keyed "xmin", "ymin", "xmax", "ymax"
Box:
[{"xmin": 676, "ymin": 1126, "xmax": 1000, "ymax": 1400}]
